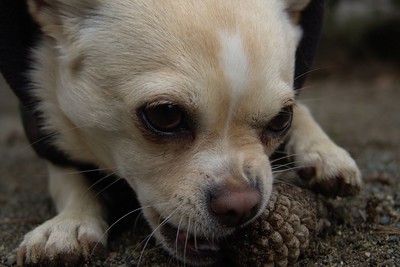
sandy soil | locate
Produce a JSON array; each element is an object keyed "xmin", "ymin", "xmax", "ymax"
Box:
[{"xmin": 0, "ymin": 68, "xmax": 399, "ymax": 266}]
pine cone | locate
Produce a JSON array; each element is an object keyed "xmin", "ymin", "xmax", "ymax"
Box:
[
  {"xmin": 223, "ymin": 183, "xmax": 320, "ymax": 267},
  {"xmin": 119, "ymin": 183, "xmax": 322, "ymax": 267}
]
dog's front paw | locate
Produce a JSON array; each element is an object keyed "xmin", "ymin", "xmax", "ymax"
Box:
[
  {"xmin": 292, "ymin": 140, "xmax": 362, "ymax": 197},
  {"xmin": 17, "ymin": 213, "xmax": 108, "ymax": 266}
]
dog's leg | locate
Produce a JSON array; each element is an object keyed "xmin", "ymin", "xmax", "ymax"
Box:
[
  {"xmin": 17, "ymin": 163, "xmax": 108, "ymax": 265},
  {"xmin": 286, "ymin": 102, "xmax": 362, "ymax": 196}
]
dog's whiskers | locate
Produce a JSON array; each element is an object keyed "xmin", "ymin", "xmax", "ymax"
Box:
[
  {"xmin": 273, "ymin": 176, "xmax": 299, "ymax": 186},
  {"xmin": 86, "ymin": 171, "xmax": 117, "ymax": 194},
  {"xmin": 271, "ymin": 160, "xmax": 309, "ymax": 171},
  {"xmin": 59, "ymin": 167, "xmax": 116, "ymax": 176},
  {"xmin": 270, "ymin": 155, "xmax": 293, "ymax": 164},
  {"xmin": 175, "ymin": 216, "xmax": 184, "ymax": 263},
  {"xmin": 272, "ymin": 164, "xmax": 310, "ymax": 174},
  {"xmin": 93, "ymin": 175, "xmax": 122, "ymax": 197},
  {"xmin": 137, "ymin": 207, "xmax": 179, "ymax": 267},
  {"xmin": 270, "ymin": 152, "xmax": 311, "ymax": 169},
  {"xmin": 271, "ymin": 160, "xmax": 295, "ymax": 170},
  {"xmin": 183, "ymin": 217, "xmax": 191, "ymax": 267},
  {"xmin": 193, "ymin": 221, "xmax": 198, "ymax": 251},
  {"xmin": 19, "ymin": 122, "xmax": 93, "ymax": 154},
  {"xmin": 89, "ymin": 202, "xmax": 170, "ymax": 259},
  {"xmin": 133, "ymin": 210, "xmax": 145, "ymax": 234},
  {"xmin": 294, "ymin": 66, "xmax": 330, "ymax": 83},
  {"xmin": 270, "ymin": 151, "xmax": 307, "ymax": 164},
  {"xmin": 272, "ymin": 159, "xmax": 309, "ymax": 170}
]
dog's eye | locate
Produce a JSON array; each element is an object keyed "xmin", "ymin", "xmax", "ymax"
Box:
[
  {"xmin": 141, "ymin": 104, "xmax": 188, "ymax": 134},
  {"xmin": 266, "ymin": 106, "xmax": 293, "ymax": 133}
]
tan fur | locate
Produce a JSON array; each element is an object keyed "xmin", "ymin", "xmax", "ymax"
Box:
[{"xmin": 19, "ymin": 0, "xmax": 361, "ymax": 265}]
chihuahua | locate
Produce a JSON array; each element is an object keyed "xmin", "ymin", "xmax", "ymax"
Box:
[{"xmin": 17, "ymin": 0, "xmax": 361, "ymax": 266}]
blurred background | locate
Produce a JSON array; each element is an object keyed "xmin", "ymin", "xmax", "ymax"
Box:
[
  {"xmin": 300, "ymin": 0, "xmax": 400, "ymax": 177},
  {"xmin": 315, "ymin": 0, "xmax": 400, "ymax": 75}
]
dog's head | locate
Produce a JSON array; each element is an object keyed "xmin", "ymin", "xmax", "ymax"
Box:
[{"xmin": 29, "ymin": 0, "xmax": 311, "ymax": 264}]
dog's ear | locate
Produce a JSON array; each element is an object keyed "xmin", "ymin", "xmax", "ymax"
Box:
[
  {"xmin": 27, "ymin": 0, "xmax": 98, "ymax": 40},
  {"xmin": 284, "ymin": 0, "xmax": 311, "ymax": 24}
]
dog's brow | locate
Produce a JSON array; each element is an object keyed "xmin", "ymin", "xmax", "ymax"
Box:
[
  {"xmin": 282, "ymin": 97, "xmax": 295, "ymax": 106},
  {"xmin": 249, "ymin": 94, "xmax": 295, "ymax": 126}
]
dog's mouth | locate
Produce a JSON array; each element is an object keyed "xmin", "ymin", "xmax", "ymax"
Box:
[{"xmin": 159, "ymin": 221, "xmax": 224, "ymax": 265}]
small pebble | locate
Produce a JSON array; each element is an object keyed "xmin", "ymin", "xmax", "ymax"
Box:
[
  {"xmin": 380, "ymin": 216, "xmax": 390, "ymax": 225},
  {"xmin": 361, "ymin": 242, "xmax": 371, "ymax": 249},
  {"xmin": 107, "ymin": 252, "xmax": 118, "ymax": 260},
  {"xmin": 5, "ymin": 254, "xmax": 16, "ymax": 266},
  {"xmin": 365, "ymin": 252, "xmax": 371, "ymax": 258}
]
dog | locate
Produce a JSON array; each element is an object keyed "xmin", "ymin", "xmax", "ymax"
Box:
[{"xmin": 14, "ymin": 0, "xmax": 362, "ymax": 266}]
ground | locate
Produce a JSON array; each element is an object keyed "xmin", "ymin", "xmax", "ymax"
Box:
[{"xmin": 0, "ymin": 64, "xmax": 399, "ymax": 266}]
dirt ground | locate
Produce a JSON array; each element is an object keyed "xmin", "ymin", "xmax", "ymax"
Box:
[{"xmin": 0, "ymin": 61, "xmax": 399, "ymax": 266}]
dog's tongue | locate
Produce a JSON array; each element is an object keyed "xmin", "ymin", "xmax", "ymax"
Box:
[{"xmin": 177, "ymin": 230, "xmax": 221, "ymax": 253}]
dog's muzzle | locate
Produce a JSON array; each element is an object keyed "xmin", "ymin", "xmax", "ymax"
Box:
[{"xmin": 157, "ymin": 183, "xmax": 263, "ymax": 265}]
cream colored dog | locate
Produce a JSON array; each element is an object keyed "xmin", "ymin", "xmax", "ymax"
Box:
[{"xmin": 18, "ymin": 0, "xmax": 361, "ymax": 266}]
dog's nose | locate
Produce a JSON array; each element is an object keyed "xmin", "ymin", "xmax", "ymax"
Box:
[{"xmin": 210, "ymin": 186, "xmax": 261, "ymax": 227}]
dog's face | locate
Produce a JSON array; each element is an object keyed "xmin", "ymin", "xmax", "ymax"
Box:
[{"xmin": 30, "ymin": 0, "xmax": 309, "ymax": 264}]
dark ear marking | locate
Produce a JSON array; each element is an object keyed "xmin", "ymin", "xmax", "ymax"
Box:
[
  {"xmin": 27, "ymin": 0, "xmax": 95, "ymax": 75},
  {"xmin": 27, "ymin": 0, "xmax": 98, "ymax": 38},
  {"xmin": 28, "ymin": 0, "xmax": 60, "ymax": 31},
  {"xmin": 33, "ymin": 0, "xmax": 50, "ymax": 9},
  {"xmin": 294, "ymin": 0, "xmax": 325, "ymax": 91},
  {"xmin": 285, "ymin": 0, "xmax": 311, "ymax": 24}
]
